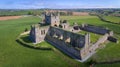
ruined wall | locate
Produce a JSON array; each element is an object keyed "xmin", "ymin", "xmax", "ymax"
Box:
[
  {"xmin": 51, "ymin": 15, "xmax": 60, "ymax": 26},
  {"xmin": 30, "ymin": 25, "xmax": 49, "ymax": 43},
  {"xmin": 80, "ymin": 24, "xmax": 110, "ymax": 35},
  {"xmin": 80, "ymin": 33, "xmax": 109, "ymax": 60},
  {"xmin": 45, "ymin": 35, "xmax": 81, "ymax": 59},
  {"xmin": 45, "ymin": 13, "xmax": 60, "ymax": 26},
  {"xmin": 47, "ymin": 26, "xmax": 86, "ymax": 48},
  {"xmin": 44, "ymin": 26, "xmax": 91, "ymax": 59},
  {"xmin": 45, "ymin": 15, "xmax": 51, "ymax": 24},
  {"xmin": 30, "ymin": 27, "xmax": 35, "ymax": 42}
]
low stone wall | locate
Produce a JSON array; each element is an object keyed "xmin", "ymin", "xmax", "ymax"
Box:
[
  {"xmin": 20, "ymin": 31, "xmax": 30, "ymax": 36},
  {"xmin": 90, "ymin": 34, "xmax": 109, "ymax": 51},
  {"xmin": 17, "ymin": 34, "xmax": 52, "ymax": 50}
]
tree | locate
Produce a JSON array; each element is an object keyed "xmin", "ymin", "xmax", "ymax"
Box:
[
  {"xmin": 25, "ymin": 28, "xmax": 28, "ymax": 32},
  {"xmin": 28, "ymin": 11, "xmax": 33, "ymax": 15}
]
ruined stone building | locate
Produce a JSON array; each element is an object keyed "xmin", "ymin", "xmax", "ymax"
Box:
[{"xmin": 30, "ymin": 12, "xmax": 118, "ymax": 62}]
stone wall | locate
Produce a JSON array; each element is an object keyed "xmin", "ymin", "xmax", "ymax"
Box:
[
  {"xmin": 45, "ymin": 35, "xmax": 81, "ymax": 59},
  {"xmin": 80, "ymin": 33, "xmax": 109, "ymax": 60},
  {"xmin": 80, "ymin": 24, "xmax": 110, "ymax": 35},
  {"xmin": 48, "ymin": 26, "xmax": 86, "ymax": 48},
  {"xmin": 45, "ymin": 12, "xmax": 60, "ymax": 26},
  {"xmin": 30, "ymin": 25, "xmax": 49, "ymax": 43}
]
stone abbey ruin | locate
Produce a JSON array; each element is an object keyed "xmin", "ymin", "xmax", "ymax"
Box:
[{"xmin": 29, "ymin": 12, "xmax": 118, "ymax": 62}]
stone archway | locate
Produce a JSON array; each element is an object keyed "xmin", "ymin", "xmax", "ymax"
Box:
[{"xmin": 54, "ymin": 24, "xmax": 57, "ymax": 27}]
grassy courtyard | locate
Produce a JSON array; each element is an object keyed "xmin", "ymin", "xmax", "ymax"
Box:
[
  {"xmin": 0, "ymin": 15, "xmax": 120, "ymax": 67},
  {"xmin": 78, "ymin": 31, "xmax": 102, "ymax": 43}
]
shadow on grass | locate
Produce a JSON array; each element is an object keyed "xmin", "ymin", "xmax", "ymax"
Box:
[
  {"xmin": 20, "ymin": 36, "xmax": 32, "ymax": 43},
  {"xmin": 16, "ymin": 36, "xmax": 52, "ymax": 50}
]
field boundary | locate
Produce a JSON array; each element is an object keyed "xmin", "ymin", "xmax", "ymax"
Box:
[{"xmin": 97, "ymin": 15, "xmax": 120, "ymax": 25}]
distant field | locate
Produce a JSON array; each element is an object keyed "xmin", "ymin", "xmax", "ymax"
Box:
[
  {"xmin": 103, "ymin": 16, "xmax": 120, "ymax": 23},
  {"xmin": 60, "ymin": 16, "xmax": 96, "ymax": 21},
  {"xmin": 72, "ymin": 12, "xmax": 89, "ymax": 16},
  {"xmin": 0, "ymin": 15, "xmax": 120, "ymax": 67},
  {"xmin": 0, "ymin": 16, "xmax": 22, "ymax": 21}
]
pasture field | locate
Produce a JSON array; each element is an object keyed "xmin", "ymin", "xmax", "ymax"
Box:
[
  {"xmin": 0, "ymin": 15, "xmax": 120, "ymax": 67},
  {"xmin": 103, "ymin": 16, "xmax": 120, "ymax": 23},
  {"xmin": 0, "ymin": 16, "xmax": 22, "ymax": 21}
]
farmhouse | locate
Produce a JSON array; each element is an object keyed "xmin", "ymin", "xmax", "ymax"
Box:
[{"xmin": 29, "ymin": 12, "xmax": 118, "ymax": 62}]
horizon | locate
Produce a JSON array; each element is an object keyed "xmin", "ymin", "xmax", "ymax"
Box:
[
  {"xmin": 0, "ymin": 7, "xmax": 120, "ymax": 10},
  {"xmin": 0, "ymin": 0, "xmax": 120, "ymax": 9}
]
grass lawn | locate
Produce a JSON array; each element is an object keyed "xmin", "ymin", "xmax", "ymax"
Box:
[
  {"xmin": 0, "ymin": 15, "xmax": 120, "ymax": 67},
  {"xmin": 78, "ymin": 31, "xmax": 102, "ymax": 43},
  {"xmin": 103, "ymin": 16, "xmax": 120, "ymax": 23},
  {"xmin": 0, "ymin": 16, "xmax": 85, "ymax": 67}
]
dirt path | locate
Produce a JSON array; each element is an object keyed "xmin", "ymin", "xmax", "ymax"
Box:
[{"xmin": 0, "ymin": 16, "xmax": 22, "ymax": 21}]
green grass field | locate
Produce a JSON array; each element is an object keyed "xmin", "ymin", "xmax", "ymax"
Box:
[
  {"xmin": 0, "ymin": 15, "xmax": 120, "ymax": 67},
  {"xmin": 78, "ymin": 31, "xmax": 102, "ymax": 43},
  {"xmin": 0, "ymin": 16, "xmax": 86, "ymax": 67},
  {"xmin": 103, "ymin": 16, "xmax": 120, "ymax": 23}
]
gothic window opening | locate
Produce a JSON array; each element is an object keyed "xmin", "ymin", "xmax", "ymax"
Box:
[
  {"xmin": 59, "ymin": 35, "xmax": 63, "ymax": 40},
  {"xmin": 54, "ymin": 24, "xmax": 57, "ymax": 27},
  {"xmin": 43, "ymin": 30, "xmax": 45, "ymax": 34},
  {"xmin": 64, "ymin": 25, "xmax": 66, "ymax": 28},
  {"xmin": 41, "ymin": 30, "xmax": 45, "ymax": 35},
  {"xmin": 41, "ymin": 30, "xmax": 43, "ymax": 35},
  {"xmin": 65, "ymin": 37, "xmax": 71, "ymax": 44}
]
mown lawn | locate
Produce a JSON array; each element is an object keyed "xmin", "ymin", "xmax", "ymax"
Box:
[
  {"xmin": 0, "ymin": 16, "xmax": 85, "ymax": 67},
  {"xmin": 0, "ymin": 15, "xmax": 120, "ymax": 67},
  {"xmin": 78, "ymin": 31, "xmax": 102, "ymax": 43}
]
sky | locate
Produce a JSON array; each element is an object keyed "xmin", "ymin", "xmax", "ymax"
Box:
[{"xmin": 0, "ymin": 0, "xmax": 120, "ymax": 9}]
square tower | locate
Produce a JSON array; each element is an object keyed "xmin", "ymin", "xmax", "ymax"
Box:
[{"xmin": 45, "ymin": 12, "xmax": 60, "ymax": 26}]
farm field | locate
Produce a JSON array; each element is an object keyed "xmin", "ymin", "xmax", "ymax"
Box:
[
  {"xmin": 103, "ymin": 16, "xmax": 120, "ymax": 23},
  {"xmin": 0, "ymin": 16, "xmax": 22, "ymax": 21},
  {"xmin": 0, "ymin": 15, "xmax": 120, "ymax": 67}
]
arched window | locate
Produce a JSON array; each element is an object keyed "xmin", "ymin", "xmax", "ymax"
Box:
[
  {"xmin": 44, "ymin": 30, "xmax": 45, "ymax": 34},
  {"xmin": 65, "ymin": 37, "xmax": 71, "ymax": 43},
  {"xmin": 41, "ymin": 30, "xmax": 45, "ymax": 35},
  {"xmin": 59, "ymin": 35, "xmax": 63, "ymax": 40}
]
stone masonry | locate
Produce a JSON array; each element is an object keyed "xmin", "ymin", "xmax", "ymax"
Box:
[{"xmin": 29, "ymin": 12, "xmax": 117, "ymax": 62}]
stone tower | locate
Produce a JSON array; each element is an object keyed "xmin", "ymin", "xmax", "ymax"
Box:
[
  {"xmin": 30, "ymin": 25, "xmax": 40, "ymax": 43},
  {"xmin": 45, "ymin": 12, "xmax": 60, "ymax": 26},
  {"xmin": 30, "ymin": 24, "xmax": 49, "ymax": 43}
]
